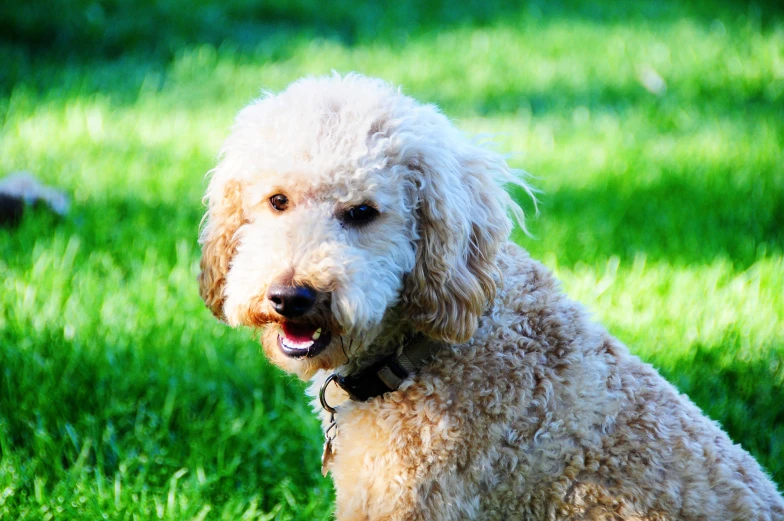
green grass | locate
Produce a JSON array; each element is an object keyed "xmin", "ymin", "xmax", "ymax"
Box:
[{"xmin": 1, "ymin": 1, "xmax": 783, "ymax": 519}]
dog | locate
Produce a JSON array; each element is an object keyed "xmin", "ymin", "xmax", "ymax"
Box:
[{"xmin": 198, "ymin": 74, "xmax": 784, "ymax": 520}]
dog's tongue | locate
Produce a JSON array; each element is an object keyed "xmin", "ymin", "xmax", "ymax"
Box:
[{"xmin": 281, "ymin": 322, "xmax": 319, "ymax": 343}]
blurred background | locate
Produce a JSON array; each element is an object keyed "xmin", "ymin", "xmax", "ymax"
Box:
[{"xmin": 1, "ymin": 1, "xmax": 782, "ymax": 519}]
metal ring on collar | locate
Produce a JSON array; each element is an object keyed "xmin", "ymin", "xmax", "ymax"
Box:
[{"xmin": 319, "ymin": 373, "xmax": 339, "ymax": 414}]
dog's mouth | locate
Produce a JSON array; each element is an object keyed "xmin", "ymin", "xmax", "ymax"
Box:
[{"xmin": 276, "ymin": 322, "xmax": 333, "ymax": 358}]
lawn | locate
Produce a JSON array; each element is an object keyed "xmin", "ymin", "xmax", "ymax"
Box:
[{"xmin": 1, "ymin": 0, "xmax": 782, "ymax": 519}]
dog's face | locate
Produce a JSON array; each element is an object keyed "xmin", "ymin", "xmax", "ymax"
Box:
[
  {"xmin": 199, "ymin": 75, "xmax": 527, "ymax": 379},
  {"xmin": 217, "ymin": 143, "xmax": 420, "ymax": 377}
]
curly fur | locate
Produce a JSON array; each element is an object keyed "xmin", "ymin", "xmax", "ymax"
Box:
[{"xmin": 199, "ymin": 73, "xmax": 784, "ymax": 520}]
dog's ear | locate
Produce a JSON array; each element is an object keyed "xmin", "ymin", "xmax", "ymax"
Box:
[
  {"xmin": 401, "ymin": 134, "xmax": 528, "ymax": 344},
  {"xmin": 198, "ymin": 174, "xmax": 245, "ymax": 321}
]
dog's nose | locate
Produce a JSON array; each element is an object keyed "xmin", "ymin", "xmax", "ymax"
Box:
[{"xmin": 267, "ymin": 284, "xmax": 317, "ymax": 318}]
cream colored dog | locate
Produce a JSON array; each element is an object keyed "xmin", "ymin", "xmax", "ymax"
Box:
[{"xmin": 199, "ymin": 74, "xmax": 784, "ymax": 520}]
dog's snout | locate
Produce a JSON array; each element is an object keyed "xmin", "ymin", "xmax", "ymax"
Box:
[{"xmin": 267, "ymin": 284, "xmax": 317, "ymax": 318}]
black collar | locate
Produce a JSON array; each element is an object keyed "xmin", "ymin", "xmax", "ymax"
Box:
[{"xmin": 333, "ymin": 335, "xmax": 444, "ymax": 402}]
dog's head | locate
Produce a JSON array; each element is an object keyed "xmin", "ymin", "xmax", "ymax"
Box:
[{"xmin": 199, "ymin": 74, "xmax": 530, "ymax": 379}]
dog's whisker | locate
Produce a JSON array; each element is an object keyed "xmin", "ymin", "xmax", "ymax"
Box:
[{"xmin": 340, "ymin": 335, "xmax": 349, "ymax": 364}]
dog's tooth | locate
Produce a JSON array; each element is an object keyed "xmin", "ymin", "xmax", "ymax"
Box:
[
  {"xmin": 282, "ymin": 337, "xmax": 314, "ymax": 350},
  {"xmin": 312, "ymin": 328, "xmax": 322, "ymax": 340}
]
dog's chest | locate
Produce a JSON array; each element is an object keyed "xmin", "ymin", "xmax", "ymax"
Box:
[{"xmin": 327, "ymin": 391, "xmax": 460, "ymax": 519}]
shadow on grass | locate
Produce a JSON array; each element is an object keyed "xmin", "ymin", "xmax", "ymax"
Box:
[
  {"xmin": 2, "ymin": 0, "xmax": 784, "ymax": 95},
  {"xmin": 2, "ymin": 0, "xmax": 782, "ymax": 61},
  {"xmin": 515, "ymin": 165, "xmax": 784, "ymax": 268},
  {"xmin": 455, "ymin": 80, "xmax": 784, "ymax": 120},
  {"xmin": 1, "ymin": 194, "xmax": 204, "ymax": 273}
]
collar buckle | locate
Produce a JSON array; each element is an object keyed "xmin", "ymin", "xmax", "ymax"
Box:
[{"xmin": 334, "ymin": 335, "xmax": 444, "ymax": 402}]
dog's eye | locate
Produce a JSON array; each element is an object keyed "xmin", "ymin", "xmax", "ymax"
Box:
[
  {"xmin": 270, "ymin": 194, "xmax": 289, "ymax": 212},
  {"xmin": 343, "ymin": 204, "xmax": 379, "ymax": 225}
]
